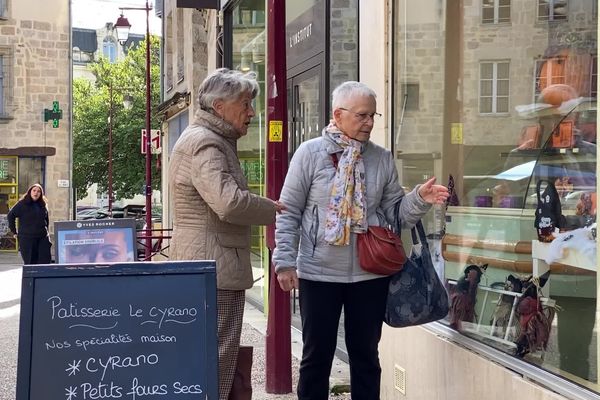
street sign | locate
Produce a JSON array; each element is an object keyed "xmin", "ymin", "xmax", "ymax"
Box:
[
  {"xmin": 43, "ymin": 101, "xmax": 63, "ymax": 128},
  {"xmin": 141, "ymin": 129, "xmax": 162, "ymax": 154}
]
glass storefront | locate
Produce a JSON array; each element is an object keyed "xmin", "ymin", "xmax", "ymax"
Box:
[
  {"xmin": 394, "ymin": 0, "xmax": 597, "ymax": 391},
  {"xmin": 228, "ymin": 0, "xmax": 267, "ymax": 303},
  {"xmin": 0, "ymin": 156, "xmax": 45, "ymax": 252}
]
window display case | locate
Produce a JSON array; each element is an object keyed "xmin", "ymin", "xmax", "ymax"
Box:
[{"xmin": 443, "ymin": 102, "xmax": 597, "ymax": 387}]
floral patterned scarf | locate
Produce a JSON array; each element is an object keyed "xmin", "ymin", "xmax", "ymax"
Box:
[{"xmin": 323, "ymin": 123, "xmax": 368, "ymax": 246}]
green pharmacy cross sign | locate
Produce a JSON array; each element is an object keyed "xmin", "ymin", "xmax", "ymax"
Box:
[{"xmin": 43, "ymin": 101, "xmax": 63, "ymax": 128}]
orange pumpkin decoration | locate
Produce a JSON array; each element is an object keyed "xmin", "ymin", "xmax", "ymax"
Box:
[{"xmin": 539, "ymin": 83, "xmax": 578, "ymax": 106}]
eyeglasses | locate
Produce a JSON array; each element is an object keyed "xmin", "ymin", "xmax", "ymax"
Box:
[{"xmin": 338, "ymin": 107, "xmax": 382, "ymax": 122}]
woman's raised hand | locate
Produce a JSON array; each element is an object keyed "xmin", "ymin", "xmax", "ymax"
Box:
[{"xmin": 418, "ymin": 177, "xmax": 450, "ymax": 205}]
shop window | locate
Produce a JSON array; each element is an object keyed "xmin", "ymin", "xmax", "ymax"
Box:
[
  {"xmin": 482, "ymin": 0, "xmax": 510, "ymax": 24},
  {"xmin": 479, "ymin": 61, "xmax": 509, "ymax": 114},
  {"xmin": 226, "ymin": 0, "xmax": 267, "ymax": 305},
  {"xmin": 102, "ymin": 37, "xmax": 117, "ymax": 63},
  {"xmin": 393, "ymin": 0, "xmax": 597, "ymax": 394},
  {"xmin": 538, "ymin": 0, "xmax": 568, "ymax": 21}
]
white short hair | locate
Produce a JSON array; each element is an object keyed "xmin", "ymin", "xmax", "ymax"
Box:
[
  {"xmin": 331, "ymin": 81, "xmax": 377, "ymax": 109},
  {"xmin": 197, "ymin": 68, "xmax": 259, "ymax": 111}
]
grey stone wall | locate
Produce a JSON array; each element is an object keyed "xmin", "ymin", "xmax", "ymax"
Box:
[
  {"xmin": 394, "ymin": 20, "xmax": 446, "ymax": 155},
  {"xmin": 330, "ymin": 0, "xmax": 358, "ymax": 93}
]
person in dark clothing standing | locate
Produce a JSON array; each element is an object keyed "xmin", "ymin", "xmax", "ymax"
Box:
[{"xmin": 7, "ymin": 183, "xmax": 52, "ymax": 264}]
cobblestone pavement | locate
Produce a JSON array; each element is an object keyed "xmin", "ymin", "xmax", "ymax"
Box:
[{"xmin": 241, "ymin": 303, "xmax": 351, "ymax": 400}]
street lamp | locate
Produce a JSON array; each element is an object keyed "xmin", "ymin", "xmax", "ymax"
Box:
[
  {"xmin": 107, "ymin": 82, "xmax": 133, "ymax": 216},
  {"xmin": 114, "ymin": 1, "xmax": 153, "ymax": 259}
]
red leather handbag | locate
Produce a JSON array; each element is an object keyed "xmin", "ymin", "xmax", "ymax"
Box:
[{"xmin": 357, "ymin": 226, "xmax": 406, "ymax": 275}]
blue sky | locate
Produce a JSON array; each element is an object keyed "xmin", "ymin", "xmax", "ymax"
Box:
[{"xmin": 72, "ymin": 0, "xmax": 162, "ymax": 35}]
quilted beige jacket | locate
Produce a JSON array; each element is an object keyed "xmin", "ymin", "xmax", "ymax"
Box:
[{"xmin": 169, "ymin": 109, "xmax": 276, "ymax": 290}]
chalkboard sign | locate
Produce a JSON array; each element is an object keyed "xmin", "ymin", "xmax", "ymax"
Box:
[{"xmin": 16, "ymin": 261, "xmax": 217, "ymax": 400}]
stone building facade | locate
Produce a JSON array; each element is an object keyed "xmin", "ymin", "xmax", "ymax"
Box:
[
  {"xmin": 0, "ymin": 0, "xmax": 71, "ymax": 252},
  {"xmin": 158, "ymin": 2, "xmax": 213, "ymax": 230}
]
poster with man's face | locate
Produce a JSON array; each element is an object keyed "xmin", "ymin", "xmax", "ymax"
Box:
[{"xmin": 55, "ymin": 219, "xmax": 136, "ymax": 264}]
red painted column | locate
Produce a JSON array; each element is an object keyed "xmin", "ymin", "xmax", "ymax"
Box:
[
  {"xmin": 265, "ymin": 0, "xmax": 292, "ymax": 394},
  {"xmin": 143, "ymin": 0, "xmax": 152, "ymax": 260}
]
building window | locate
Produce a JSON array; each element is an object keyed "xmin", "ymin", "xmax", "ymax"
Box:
[
  {"xmin": 72, "ymin": 47, "xmax": 93, "ymax": 64},
  {"xmin": 165, "ymin": 11, "xmax": 173, "ymax": 92},
  {"xmin": 538, "ymin": 0, "xmax": 568, "ymax": 21},
  {"xmin": 103, "ymin": 37, "xmax": 117, "ymax": 63},
  {"xmin": 401, "ymin": 83, "xmax": 420, "ymax": 111},
  {"xmin": 176, "ymin": 9, "xmax": 184, "ymax": 83},
  {"xmin": 479, "ymin": 61, "xmax": 509, "ymax": 113},
  {"xmin": 534, "ymin": 56, "xmax": 566, "ymax": 100},
  {"xmin": 591, "ymin": 55, "xmax": 597, "ymax": 98},
  {"xmin": 0, "ymin": 50, "xmax": 11, "ymax": 118},
  {"xmin": 482, "ymin": 0, "xmax": 510, "ymax": 24},
  {"xmin": 0, "ymin": 56, "xmax": 4, "ymax": 116},
  {"xmin": 0, "ymin": 0, "xmax": 6, "ymax": 18}
]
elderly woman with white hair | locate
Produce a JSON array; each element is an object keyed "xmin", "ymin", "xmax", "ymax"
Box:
[
  {"xmin": 273, "ymin": 81, "xmax": 449, "ymax": 399},
  {"xmin": 169, "ymin": 68, "xmax": 285, "ymax": 399}
]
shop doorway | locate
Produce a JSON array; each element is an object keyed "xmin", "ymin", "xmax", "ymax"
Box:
[{"xmin": 287, "ymin": 62, "xmax": 326, "ymax": 155}]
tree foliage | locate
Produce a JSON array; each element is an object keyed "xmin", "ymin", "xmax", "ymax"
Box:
[{"xmin": 73, "ymin": 36, "xmax": 161, "ymax": 201}]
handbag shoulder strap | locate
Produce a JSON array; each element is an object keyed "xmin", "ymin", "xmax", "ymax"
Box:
[
  {"xmin": 331, "ymin": 153, "xmax": 339, "ymax": 169},
  {"xmin": 394, "ymin": 199, "xmax": 428, "ymax": 248},
  {"xmin": 393, "ymin": 200, "xmax": 402, "ymax": 234},
  {"xmin": 410, "ymin": 220, "xmax": 429, "ymax": 249}
]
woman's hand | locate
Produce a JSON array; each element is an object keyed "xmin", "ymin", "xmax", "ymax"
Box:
[
  {"xmin": 418, "ymin": 177, "xmax": 450, "ymax": 205},
  {"xmin": 274, "ymin": 200, "xmax": 287, "ymax": 214},
  {"xmin": 277, "ymin": 268, "xmax": 299, "ymax": 292}
]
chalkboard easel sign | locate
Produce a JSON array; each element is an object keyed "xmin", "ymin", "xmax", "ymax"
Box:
[{"xmin": 16, "ymin": 261, "xmax": 217, "ymax": 400}]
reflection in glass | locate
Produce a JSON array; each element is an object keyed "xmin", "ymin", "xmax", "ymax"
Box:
[
  {"xmin": 231, "ymin": 0, "xmax": 266, "ymax": 301},
  {"xmin": 394, "ymin": 0, "xmax": 597, "ymax": 390}
]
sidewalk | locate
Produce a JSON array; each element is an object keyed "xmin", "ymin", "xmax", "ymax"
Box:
[
  {"xmin": 0, "ymin": 253, "xmax": 351, "ymax": 399},
  {"xmin": 242, "ymin": 302, "xmax": 351, "ymax": 399}
]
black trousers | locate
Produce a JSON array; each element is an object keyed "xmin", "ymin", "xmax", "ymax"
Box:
[
  {"xmin": 19, "ymin": 236, "xmax": 52, "ymax": 264},
  {"xmin": 297, "ymin": 277, "xmax": 390, "ymax": 400}
]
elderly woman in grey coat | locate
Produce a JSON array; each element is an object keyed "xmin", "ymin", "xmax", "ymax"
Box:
[
  {"xmin": 273, "ymin": 81, "xmax": 449, "ymax": 400},
  {"xmin": 169, "ymin": 68, "xmax": 285, "ymax": 399}
]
